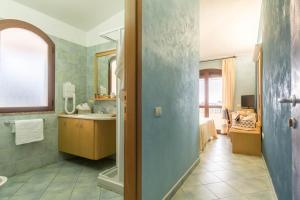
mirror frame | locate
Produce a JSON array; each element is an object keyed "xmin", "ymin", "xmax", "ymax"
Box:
[{"xmin": 94, "ymin": 49, "xmax": 117, "ymax": 99}]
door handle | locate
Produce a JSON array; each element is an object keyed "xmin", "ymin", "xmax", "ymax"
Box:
[
  {"xmin": 278, "ymin": 95, "xmax": 300, "ymax": 107},
  {"xmin": 289, "ymin": 117, "xmax": 297, "ymax": 129}
]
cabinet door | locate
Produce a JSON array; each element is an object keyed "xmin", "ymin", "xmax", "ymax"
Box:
[
  {"xmin": 59, "ymin": 118, "xmax": 80, "ymax": 154},
  {"xmin": 95, "ymin": 120, "xmax": 116, "ymax": 159},
  {"xmin": 78, "ymin": 119, "xmax": 95, "ymax": 159}
]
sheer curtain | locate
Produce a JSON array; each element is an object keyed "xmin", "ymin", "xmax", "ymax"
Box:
[
  {"xmin": 222, "ymin": 58, "xmax": 236, "ymax": 111},
  {"xmin": 221, "ymin": 58, "xmax": 236, "ymax": 133}
]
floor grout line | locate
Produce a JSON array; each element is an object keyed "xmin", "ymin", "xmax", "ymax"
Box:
[
  {"xmin": 38, "ymin": 161, "xmax": 67, "ymax": 200},
  {"xmin": 2, "ymin": 158, "xmax": 118, "ymax": 200},
  {"xmin": 68, "ymin": 164, "xmax": 85, "ymax": 200},
  {"xmin": 172, "ymin": 135, "xmax": 276, "ymax": 200},
  {"xmin": 8, "ymin": 167, "xmax": 44, "ymax": 200}
]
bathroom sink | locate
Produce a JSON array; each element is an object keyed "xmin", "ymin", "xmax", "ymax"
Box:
[
  {"xmin": 0, "ymin": 176, "xmax": 7, "ymax": 186},
  {"xmin": 75, "ymin": 113, "xmax": 116, "ymax": 119},
  {"xmin": 59, "ymin": 113, "xmax": 116, "ymax": 120},
  {"xmin": 78, "ymin": 113, "xmax": 116, "ymax": 118},
  {"xmin": 80, "ymin": 113, "xmax": 116, "ymax": 118}
]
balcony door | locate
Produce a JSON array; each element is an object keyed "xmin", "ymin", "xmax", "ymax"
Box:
[{"xmin": 199, "ymin": 69, "xmax": 223, "ymax": 129}]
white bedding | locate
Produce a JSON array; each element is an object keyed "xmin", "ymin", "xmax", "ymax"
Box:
[{"xmin": 199, "ymin": 118, "xmax": 218, "ymax": 151}]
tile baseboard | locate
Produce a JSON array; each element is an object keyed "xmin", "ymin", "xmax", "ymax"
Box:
[{"xmin": 162, "ymin": 157, "xmax": 200, "ymax": 200}]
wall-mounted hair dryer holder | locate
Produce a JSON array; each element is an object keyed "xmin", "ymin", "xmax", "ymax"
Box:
[{"xmin": 63, "ymin": 82, "xmax": 76, "ymax": 114}]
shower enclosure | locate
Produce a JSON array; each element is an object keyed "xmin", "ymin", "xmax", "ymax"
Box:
[{"xmin": 97, "ymin": 27, "xmax": 125, "ymax": 195}]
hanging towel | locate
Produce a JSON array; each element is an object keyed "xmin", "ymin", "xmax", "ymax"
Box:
[
  {"xmin": 115, "ymin": 31, "xmax": 125, "ymax": 92},
  {"xmin": 15, "ymin": 119, "xmax": 44, "ymax": 145}
]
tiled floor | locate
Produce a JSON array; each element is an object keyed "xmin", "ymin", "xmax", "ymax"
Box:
[
  {"xmin": 0, "ymin": 158, "xmax": 123, "ymax": 200},
  {"xmin": 172, "ymin": 135, "xmax": 277, "ymax": 200}
]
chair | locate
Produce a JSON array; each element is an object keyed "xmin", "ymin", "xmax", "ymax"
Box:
[{"xmin": 221, "ymin": 108, "xmax": 231, "ymax": 135}]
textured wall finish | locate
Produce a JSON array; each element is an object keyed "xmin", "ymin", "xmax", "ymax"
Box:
[
  {"xmin": 262, "ymin": 0, "xmax": 292, "ymax": 199},
  {"xmin": 0, "ymin": 36, "xmax": 87, "ymax": 177},
  {"xmin": 142, "ymin": 0, "xmax": 200, "ymax": 199},
  {"xmin": 234, "ymin": 55, "xmax": 256, "ymax": 110}
]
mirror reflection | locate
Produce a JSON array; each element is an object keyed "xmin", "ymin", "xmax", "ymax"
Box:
[{"xmin": 94, "ymin": 49, "xmax": 117, "ymax": 99}]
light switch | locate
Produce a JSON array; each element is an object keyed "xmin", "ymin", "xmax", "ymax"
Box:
[{"xmin": 154, "ymin": 107, "xmax": 162, "ymax": 117}]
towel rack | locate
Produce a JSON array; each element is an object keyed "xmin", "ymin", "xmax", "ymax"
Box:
[{"xmin": 4, "ymin": 119, "xmax": 46, "ymax": 126}]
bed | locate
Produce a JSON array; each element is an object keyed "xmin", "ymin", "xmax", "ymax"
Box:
[{"xmin": 199, "ymin": 118, "xmax": 218, "ymax": 151}]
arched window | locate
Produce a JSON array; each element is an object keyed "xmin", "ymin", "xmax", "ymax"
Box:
[{"xmin": 0, "ymin": 19, "xmax": 55, "ymax": 113}]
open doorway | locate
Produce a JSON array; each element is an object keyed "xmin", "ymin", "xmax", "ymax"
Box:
[{"xmin": 170, "ymin": 0, "xmax": 276, "ymax": 198}]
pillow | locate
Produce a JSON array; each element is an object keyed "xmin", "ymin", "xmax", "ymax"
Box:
[
  {"xmin": 238, "ymin": 119, "xmax": 256, "ymax": 128},
  {"xmin": 234, "ymin": 114, "xmax": 240, "ymax": 121},
  {"xmin": 232, "ymin": 112, "xmax": 256, "ymax": 128}
]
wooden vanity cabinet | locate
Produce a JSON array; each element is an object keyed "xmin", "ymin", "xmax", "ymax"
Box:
[{"xmin": 58, "ymin": 117, "xmax": 116, "ymax": 160}]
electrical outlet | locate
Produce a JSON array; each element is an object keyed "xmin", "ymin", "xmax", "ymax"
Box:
[{"xmin": 154, "ymin": 107, "xmax": 162, "ymax": 117}]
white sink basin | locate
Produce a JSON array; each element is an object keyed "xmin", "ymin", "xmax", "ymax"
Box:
[
  {"xmin": 77, "ymin": 113, "xmax": 116, "ymax": 118},
  {"xmin": 0, "ymin": 176, "xmax": 7, "ymax": 186},
  {"xmin": 84, "ymin": 113, "xmax": 116, "ymax": 118},
  {"xmin": 60, "ymin": 113, "xmax": 116, "ymax": 120}
]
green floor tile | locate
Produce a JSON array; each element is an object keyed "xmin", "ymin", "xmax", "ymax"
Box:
[
  {"xmin": 0, "ymin": 182, "xmax": 24, "ymax": 198},
  {"xmin": 70, "ymin": 186, "xmax": 101, "ymax": 200},
  {"xmin": 0, "ymin": 158, "xmax": 121, "ymax": 200},
  {"xmin": 10, "ymin": 191, "xmax": 44, "ymax": 200}
]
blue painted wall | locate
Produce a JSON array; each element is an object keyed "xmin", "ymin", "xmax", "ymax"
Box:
[
  {"xmin": 142, "ymin": 0, "xmax": 200, "ymax": 199},
  {"xmin": 262, "ymin": 0, "xmax": 292, "ymax": 199}
]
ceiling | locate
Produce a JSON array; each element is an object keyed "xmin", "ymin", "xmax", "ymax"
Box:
[
  {"xmin": 13, "ymin": 0, "xmax": 124, "ymax": 31},
  {"xmin": 200, "ymin": 0, "xmax": 262, "ymax": 60}
]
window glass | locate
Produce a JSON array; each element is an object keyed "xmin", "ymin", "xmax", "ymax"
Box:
[
  {"xmin": 199, "ymin": 78, "xmax": 205, "ymax": 105},
  {"xmin": 0, "ymin": 28, "xmax": 48, "ymax": 108},
  {"xmin": 208, "ymin": 77, "xmax": 222, "ymax": 106}
]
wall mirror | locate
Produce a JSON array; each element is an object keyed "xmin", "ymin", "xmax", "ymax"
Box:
[{"xmin": 94, "ymin": 49, "xmax": 117, "ymax": 100}]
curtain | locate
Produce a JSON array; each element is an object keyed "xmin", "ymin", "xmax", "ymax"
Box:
[
  {"xmin": 222, "ymin": 58, "xmax": 236, "ymax": 111},
  {"xmin": 221, "ymin": 58, "xmax": 235, "ymax": 134}
]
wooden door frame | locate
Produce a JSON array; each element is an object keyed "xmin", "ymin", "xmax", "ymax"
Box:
[
  {"xmin": 253, "ymin": 44, "xmax": 263, "ymax": 129},
  {"xmin": 124, "ymin": 0, "xmax": 142, "ymax": 199}
]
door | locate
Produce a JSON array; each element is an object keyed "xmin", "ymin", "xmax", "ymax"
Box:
[
  {"xmin": 78, "ymin": 119, "xmax": 95, "ymax": 159},
  {"xmin": 290, "ymin": 1, "xmax": 300, "ymax": 199},
  {"xmin": 199, "ymin": 69, "xmax": 222, "ymax": 118},
  {"xmin": 59, "ymin": 118, "xmax": 80, "ymax": 154}
]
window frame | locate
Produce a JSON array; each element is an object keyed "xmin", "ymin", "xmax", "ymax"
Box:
[
  {"xmin": 199, "ymin": 69, "xmax": 222, "ymax": 117},
  {"xmin": 0, "ymin": 19, "xmax": 55, "ymax": 113}
]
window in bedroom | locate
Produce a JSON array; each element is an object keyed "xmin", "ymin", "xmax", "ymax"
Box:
[
  {"xmin": 0, "ymin": 19, "xmax": 55, "ymax": 113},
  {"xmin": 199, "ymin": 69, "xmax": 222, "ymax": 119}
]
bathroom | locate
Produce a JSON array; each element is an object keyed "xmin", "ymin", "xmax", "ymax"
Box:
[{"xmin": 0, "ymin": 0, "xmax": 125, "ymax": 199}]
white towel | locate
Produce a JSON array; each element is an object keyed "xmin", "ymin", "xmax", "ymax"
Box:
[
  {"xmin": 15, "ymin": 119, "xmax": 44, "ymax": 145},
  {"xmin": 115, "ymin": 31, "xmax": 125, "ymax": 92}
]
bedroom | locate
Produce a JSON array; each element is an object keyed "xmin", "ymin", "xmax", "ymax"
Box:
[
  {"xmin": 198, "ymin": 0, "xmax": 262, "ymax": 154},
  {"xmin": 173, "ymin": 0, "xmax": 277, "ymax": 199},
  {"xmin": 199, "ymin": 55, "xmax": 260, "ymax": 152}
]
